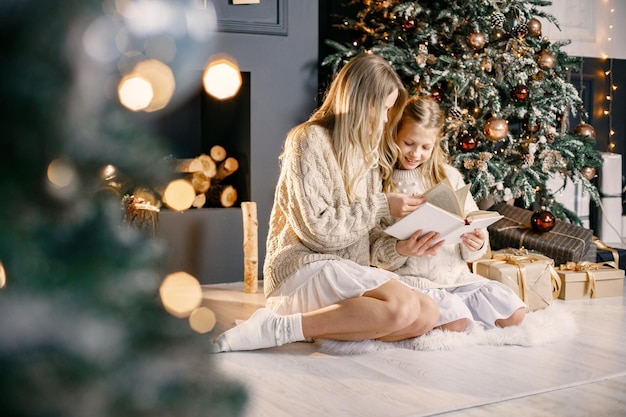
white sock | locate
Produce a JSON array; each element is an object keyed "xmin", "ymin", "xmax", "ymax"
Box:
[{"xmin": 213, "ymin": 308, "xmax": 304, "ymax": 352}]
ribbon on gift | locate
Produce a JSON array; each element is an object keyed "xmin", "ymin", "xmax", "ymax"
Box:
[
  {"xmin": 477, "ymin": 250, "xmax": 562, "ymax": 303},
  {"xmin": 556, "ymin": 260, "xmax": 617, "ymax": 298},
  {"xmin": 593, "ymin": 236, "xmax": 620, "ymax": 266},
  {"xmin": 495, "ymin": 216, "xmax": 588, "ymax": 249}
]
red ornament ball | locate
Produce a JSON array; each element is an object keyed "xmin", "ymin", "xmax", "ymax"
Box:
[
  {"xmin": 531, "ymin": 209, "xmax": 556, "ymax": 233},
  {"xmin": 511, "ymin": 85, "xmax": 530, "ymax": 101},
  {"xmin": 483, "ymin": 117, "xmax": 509, "ymax": 141},
  {"xmin": 573, "ymin": 123, "xmax": 596, "ymax": 138},
  {"xmin": 459, "ymin": 133, "xmax": 478, "ymax": 152},
  {"xmin": 431, "ymin": 86, "xmax": 443, "ymax": 103},
  {"xmin": 523, "ymin": 119, "xmax": 540, "ymax": 134},
  {"xmin": 402, "ymin": 18, "xmax": 416, "ymax": 30}
]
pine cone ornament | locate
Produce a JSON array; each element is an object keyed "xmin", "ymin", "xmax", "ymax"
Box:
[
  {"xmin": 490, "ymin": 11, "xmax": 505, "ymax": 28},
  {"xmin": 449, "ymin": 106, "xmax": 463, "ymax": 120},
  {"xmin": 513, "ymin": 23, "xmax": 529, "ymax": 38}
]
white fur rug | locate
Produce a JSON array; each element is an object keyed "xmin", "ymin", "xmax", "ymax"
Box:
[{"xmin": 317, "ymin": 302, "xmax": 578, "ymax": 355}]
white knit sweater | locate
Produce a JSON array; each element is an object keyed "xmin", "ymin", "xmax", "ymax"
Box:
[
  {"xmin": 370, "ymin": 165, "xmax": 490, "ymax": 289},
  {"xmin": 263, "ymin": 125, "xmax": 390, "ymax": 297}
]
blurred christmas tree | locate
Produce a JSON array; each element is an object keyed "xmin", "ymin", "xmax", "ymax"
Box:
[
  {"xmin": 0, "ymin": 0, "xmax": 246, "ymax": 415},
  {"xmin": 323, "ymin": 0, "xmax": 604, "ymax": 224}
]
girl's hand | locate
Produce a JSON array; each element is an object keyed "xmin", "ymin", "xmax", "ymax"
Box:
[
  {"xmin": 396, "ymin": 229, "xmax": 444, "ymax": 257},
  {"xmin": 460, "ymin": 228, "xmax": 485, "ymax": 252},
  {"xmin": 386, "ymin": 192, "xmax": 426, "ymax": 218}
]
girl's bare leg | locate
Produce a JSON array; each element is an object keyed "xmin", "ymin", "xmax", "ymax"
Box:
[{"xmin": 495, "ymin": 307, "xmax": 526, "ymax": 328}]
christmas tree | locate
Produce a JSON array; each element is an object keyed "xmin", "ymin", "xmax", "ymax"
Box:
[
  {"xmin": 323, "ymin": 0, "xmax": 604, "ymax": 224},
  {"xmin": 0, "ymin": 0, "xmax": 246, "ymax": 415}
]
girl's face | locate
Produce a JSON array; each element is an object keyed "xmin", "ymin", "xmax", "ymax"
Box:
[{"xmin": 395, "ymin": 120, "xmax": 438, "ymax": 170}]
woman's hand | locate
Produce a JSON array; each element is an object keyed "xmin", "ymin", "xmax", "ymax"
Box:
[
  {"xmin": 396, "ymin": 229, "xmax": 444, "ymax": 257},
  {"xmin": 386, "ymin": 192, "xmax": 426, "ymax": 218},
  {"xmin": 460, "ymin": 228, "xmax": 485, "ymax": 252}
]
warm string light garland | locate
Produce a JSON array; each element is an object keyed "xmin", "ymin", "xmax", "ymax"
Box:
[{"xmin": 604, "ymin": 3, "xmax": 617, "ymax": 152}]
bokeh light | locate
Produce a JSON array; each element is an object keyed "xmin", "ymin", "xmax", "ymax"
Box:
[
  {"xmin": 118, "ymin": 59, "xmax": 174, "ymax": 112},
  {"xmin": 189, "ymin": 306, "xmax": 217, "ymax": 334},
  {"xmin": 0, "ymin": 261, "xmax": 6, "ymax": 289},
  {"xmin": 118, "ymin": 76, "xmax": 154, "ymax": 111},
  {"xmin": 203, "ymin": 55, "xmax": 242, "ymax": 100},
  {"xmin": 159, "ymin": 271, "xmax": 202, "ymax": 318},
  {"xmin": 79, "ymin": 0, "xmax": 217, "ymax": 114},
  {"xmin": 47, "ymin": 158, "xmax": 77, "ymax": 189}
]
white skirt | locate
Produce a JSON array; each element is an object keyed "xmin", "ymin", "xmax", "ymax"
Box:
[
  {"xmin": 449, "ymin": 281, "xmax": 527, "ymax": 329},
  {"xmin": 265, "ymin": 259, "xmax": 401, "ymax": 315}
]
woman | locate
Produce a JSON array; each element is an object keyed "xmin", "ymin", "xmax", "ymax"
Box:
[{"xmin": 214, "ymin": 53, "xmax": 442, "ymax": 352}]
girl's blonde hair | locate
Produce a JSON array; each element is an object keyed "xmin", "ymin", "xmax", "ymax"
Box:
[
  {"xmin": 383, "ymin": 96, "xmax": 448, "ymax": 192},
  {"xmin": 282, "ymin": 52, "xmax": 407, "ymax": 202}
]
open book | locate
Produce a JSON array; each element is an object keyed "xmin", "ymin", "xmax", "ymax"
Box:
[{"xmin": 384, "ymin": 178, "xmax": 503, "ymax": 245}]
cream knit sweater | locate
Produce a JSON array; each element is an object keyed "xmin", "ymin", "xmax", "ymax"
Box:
[
  {"xmin": 370, "ymin": 165, "xmax": 489, "ymax": 289},
  {"xmin": 263, "ymin": 124, "xmax": 390, "ymax": 297}
]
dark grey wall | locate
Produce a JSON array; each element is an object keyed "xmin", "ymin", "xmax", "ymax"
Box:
[
  {"xmin": 214, "ymin": 1, "xmax": 319, "ymax": 271},
  {"xmin": 159, "ymin": 1, "xmax": 319, "ymax": 284}
]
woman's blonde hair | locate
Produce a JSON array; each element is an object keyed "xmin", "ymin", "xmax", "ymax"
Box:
[
  {"xmin": 383, "ymin": 96, "xmax": 448, "ymax": 192},
  {"xmin": 283, "ymin": 52, "xmax": 407, "ymax": 202}
]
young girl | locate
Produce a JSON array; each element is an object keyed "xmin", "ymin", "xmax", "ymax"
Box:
[
  {"xmin": 371, "ymin": 96, "xmax": 526, "ymax": 331},
  {"xmin": 213, "ymin": 54, "xmax": 443, "ymax": 352}
]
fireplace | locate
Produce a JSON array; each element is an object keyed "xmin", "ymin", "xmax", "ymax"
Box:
[{"xmin": 148, "ymin": 71, "xmax": 251, "ymax": 207}]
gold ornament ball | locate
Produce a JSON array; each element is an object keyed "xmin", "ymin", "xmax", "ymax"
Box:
[
  {"xmin": 483, "ymin": 117, "xmax": 509, "ymax": 141},
  {"xmin": 538, "ymin": 50, "xmax": 556, "ymax": 69},
  {"xmin": 528, "ymin": 18, "xmax": 542, "ymax": 37},
  {"xmin": 581, "ymin": 166, "xmax": 596, "ymax": 180},
  {"xmin": 573, "ymin": 123, "xmax": 596, "ymax": 138},
  {"xmin": 466, "ymin": 32, "xmax": 486, "ymax": 50}
]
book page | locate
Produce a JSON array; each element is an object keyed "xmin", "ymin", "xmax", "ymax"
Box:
[
  {"xmin": 422, "ymin": 179, "xmax": 464, "ymax": 217},
  {"xmin": 384, "ymin": 204, "xmax": 503, "ymax": 245},
  {"xmin": 439, "ymin": 213, "xmax": 503, "ymax": 245},
  {"xmin": 384, "ymin": 202, "xmax": 464, "ymax": 241}
]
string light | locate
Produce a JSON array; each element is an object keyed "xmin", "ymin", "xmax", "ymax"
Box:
[{"xmin": 606, "ymin": 3, "xmax": 616, "ymax": 152}]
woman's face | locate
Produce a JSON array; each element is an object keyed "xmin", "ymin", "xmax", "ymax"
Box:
[
  {"xmin": 377, "ymin": 89, "xmax": 399, "ymax": 133},
  {"xmin": 395, "ymin": 120, "xmax": 438, "ymax": 170}
]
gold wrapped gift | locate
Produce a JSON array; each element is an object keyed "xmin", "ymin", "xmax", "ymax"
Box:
[
  {"xmin": 473, "ymin": 249, "xmax": 561, "ymax": 312},
  {"xmin": 556, "ymin": 261, "xmax": 625, "ymax": 300}
]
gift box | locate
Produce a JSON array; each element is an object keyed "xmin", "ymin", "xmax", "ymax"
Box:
[
  {"xmin": 593, "ymin": 237, "xmax": 626, "ymax": 270},
  {"xmin": 488, "ymin": 202, "xmax": 593, "ymax": 267},
  {"xmin": 473, "ymin": 249, "xmax": 561, "ymax": 311},
  {"xmin": 556, "ymin": 262, "xmax": 625, "ymax": 300}
]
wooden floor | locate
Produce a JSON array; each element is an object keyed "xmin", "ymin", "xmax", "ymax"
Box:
[{"xmin": 203, "ymin": 280, "xmax": 626, "ymax": 417}]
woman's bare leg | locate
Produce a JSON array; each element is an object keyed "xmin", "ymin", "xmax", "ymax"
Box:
[
  {"xmin": 301, "ymin": 279, "xmax": 439, "ymax": 341},
  {"xmin": 436, "ymin": 318, "xmax": 469, "ymax": 333},
  {"xmin": 213, "ymin": 280, "xmax": 439, "ymax": 351}
]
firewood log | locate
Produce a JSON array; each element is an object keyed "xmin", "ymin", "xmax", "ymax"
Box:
[
  {"xmin": 241, "ymin": 201, "xmax": 258, "ymax": 293},
  {"xmin": 210, "ymin": 145, "xmax": 227, "ymax": 162},
  {"xmin": 213, "ymin": 157, "xmax": 239, "ymax": 183},
  {"xmin": 192, "ymin": 193, "xmax": 206, "ymax": 209},
  {"xmin": 175, "ymin": 158, "xmax": 203, "ymax": 173},
  {"xmin": 206, "ymin": 184, "xmax": 237, "ymax": 207},
  {"xmin": 190, "ymin": 171, "xmax": 211, "ymax": 194},
  {"xmin": 197, "ymin": 153, "xmax": 217, "ymax": 178}
]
